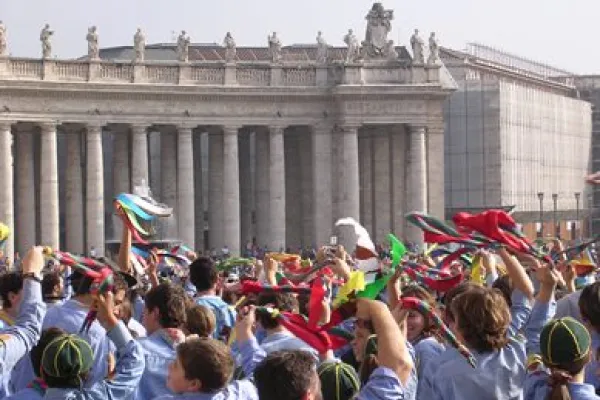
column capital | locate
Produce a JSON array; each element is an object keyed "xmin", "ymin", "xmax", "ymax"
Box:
[
  {"xmin": 223, "ymin": 125, "xmax": 241, "ymax": 135},
  {"xmin": 335, "ymin": 123, "xmax": 361, "ymax": 134},
  {"xmin": 0, "ymin": 121, "xmax": 13, "ymax": 131},
  {"xmin": 86, "ymin": 123, "xmax": 104, "ymax": 133},
  {"xmin": 408, "ymin": 125, "xmax": 427, "ymax": 134},
  {"xmin": 268, "ymin": 125, "xmax": 286, "ymax": 135},
  {"xmin": 427, "ymin": 124, "xmax": 444, "ymax": 135},
  {"xmin": 39, "ymin": 122, "xmax": 57, "ymax": 133},
  {"xmin": 130, "ymin": 123, "xmax": 149, "ymax": 135},
  {"xmin": 177, "ymin": 124, "xmax": 196, "ymax": 133},
  {"xmin": 312, "ymin": 122, "xmax": 333, "ymax": 134}
]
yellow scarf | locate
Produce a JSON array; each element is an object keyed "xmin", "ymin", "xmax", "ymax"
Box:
[{"xmin": 0, "ymin": 310, "xmax": 15, "ymax": 326}]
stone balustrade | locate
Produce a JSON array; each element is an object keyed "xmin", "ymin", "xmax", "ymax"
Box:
[{"xmin": 0, "ymin": 57, "xmax": 440, "ymax": 86}]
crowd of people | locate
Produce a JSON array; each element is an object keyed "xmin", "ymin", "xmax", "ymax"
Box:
[{"xmin": 1, "ymin": 184, "xmax": 600, "ymax": 400}]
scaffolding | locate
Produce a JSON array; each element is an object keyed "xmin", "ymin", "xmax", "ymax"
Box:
[{"xmin": 465, "ymin": 42, "xmax": 573, "ymax": 79}]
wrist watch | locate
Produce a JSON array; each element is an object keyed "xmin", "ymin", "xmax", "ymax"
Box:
[{"xmin": 22, "ymin": 272, "xmax": 42, "ymax": 283}]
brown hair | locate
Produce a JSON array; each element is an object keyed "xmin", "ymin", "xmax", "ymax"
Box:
[
  {"xmin": 442, "ymin": 282, "xmax": 478, "ymax": 324},
  {"xmin": 401, "ymin": 285, "xmax": 437, "ymax": 337},
  {"xmin": 451, "ymin": 286, "xmax": 510, "ymax": 352},
  {"xmin": 492, "ymin": 274, "xmax": 513, "ymax": 307},
  {"xmin": 177, "ymin": 338, "xmax": 234, "ymax": 392},
  {"xmin": 145, "ymin": 282, "xmax": 187, "ymax": 329},
  {"xmin": 546, "ymin": 352, "xmax": 590, "ymax": 400},
  {"xmin": 254, "ymin": 350, "xmax": 317, "ymax": 400},
  {"xmin": 256, "ymin": 293, "xmax": 298, "ymax": 330},
  {"xmin": 579, "ymin": 282, "xmax": 600, "ymax": 333},
  {"xmin": 184, "ymin": 304, "xmax": 216, "ymax": 338}
]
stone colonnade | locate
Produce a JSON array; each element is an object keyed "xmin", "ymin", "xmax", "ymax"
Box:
[{"xmin": 0, "ymin": 120, "xmax": 443, "ymax": 258}]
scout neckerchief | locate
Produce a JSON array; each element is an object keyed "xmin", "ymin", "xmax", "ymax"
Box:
[{"xmin": 0, "ymin": 310, "xmax": 14, "ymax": 326}]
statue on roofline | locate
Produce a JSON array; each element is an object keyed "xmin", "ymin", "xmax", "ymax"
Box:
[
  {"xmin": 0, "ymin": 21, "xmax": 7, "ymax": 57},
  {"xmin": 134, "ymin": 28, "xmax": 145, "ymax": 62},
  {"xmin": 224, "ymin": 32, "xmax": 236, "ymax": 63},
  {"xmin": 362, "ymin": 2, "xmax": 395, "ymax": 60},
  {"xmin": 316, "ymin": 31, "xmax": 328, "ymax": 64},
  {"xmin": 427, "ymin": 32, "xmax": 440, "ymax": 65},
  {"xmin": 410, "ymin": 29, "xmax": 425, "ymax": 64},
  {"xmin": 86, "ymin": 26, "xmax": 99, "ymax": 60},
  {"xmin": 177, "ymin": 30, "xmax": 190, "ymax": 62},
  {"xmin": 268, "ymin": 32, "xmax": 282, "ymax": 63},
  {"xmin": 344, "ymin": 29, "xmax": 361, "ymax": 63},
  {"xmin": 40, "ymin": 24, "xmax": 53, "ymax": 59}
]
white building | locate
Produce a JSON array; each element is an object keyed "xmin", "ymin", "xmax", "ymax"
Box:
[
  {"xmin": 0, "ymin": 3, "xmax": 456, "ymax": 259},
  {"xmin": 441, "ymin": 43, "xmax": 592, "ymax": 239}
]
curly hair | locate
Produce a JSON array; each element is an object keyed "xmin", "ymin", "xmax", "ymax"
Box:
[
  {"xmin": 451, "ymin": 286, "xmax": 510, "ymax": 352},
  {"xmin": 145, "ymin": 282, "xmax": 187, "ymax": 329}
]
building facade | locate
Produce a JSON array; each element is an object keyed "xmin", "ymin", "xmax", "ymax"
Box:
[
  {"xmin": 0, "ymin": 3, "xmax": 456, "ymax": 258},
  {"xmin": 574, "ymin": 77, "xmax": 600, "ymax": 236},
  {"xmin": 441, "ymin": 44, "xmax": 592, "ymax": 240}
]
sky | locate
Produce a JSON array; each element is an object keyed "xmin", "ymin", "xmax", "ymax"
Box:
[{"xmin": 0, "ymin": 0, "xmax": 597, "ymax": 74}]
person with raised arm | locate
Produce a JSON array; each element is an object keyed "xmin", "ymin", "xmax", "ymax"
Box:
[{"xmin": 0, "ymin": 247, "xmax": 46, "ymax": 380}]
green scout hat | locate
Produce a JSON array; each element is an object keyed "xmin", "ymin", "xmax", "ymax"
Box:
[
  {"xmin": 317, "ymin": 361, "xmax": 360, "ymax": 400},
  {"xmin": 41, "ymin": 334, "xmax": 94, "ymax": 379},
  {"xmin": 540, "ymin": 317, "xmax": 591, "ymax": 367}
]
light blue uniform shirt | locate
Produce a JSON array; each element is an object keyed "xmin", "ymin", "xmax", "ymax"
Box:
[
  {"xmin": 419, "ymin": 289, "xmax": 532, "ymax": 400},
  {"xmin": 431, "ymin": 289, "xmax": 542, "ymax": 400},
  {"xmin": 586, "ymin": 331, "xmax": 600, "ymax": 391},
  {"xmin": 5, "ymin": 386, "xmax": 44, "ymax": 400},
  {"xmin": 153, "ymin": 337, "xmax": 265, "ymax": 400},
  {"xmin": 135, "ymin": 329, "xmax": 183, "ymax": 400},
  {"xmin": 42, "ymin": 320, "xmax": 145, "ymax": 400},
  {"xmin": 0, "ymin": 280, "xmax": 45, "ymax": 393},
  {"xmin": 524, "ymin": 297, "xmax": 593, "ymax": 400},
  {"xmin": 356, "ymin": 366, "xmax": 416, "ymax": 400},
  {"xmin": 12, "ymin": 298, "xmax": 113, "ymax": 391},
  {"xmin": 195, "ymin": 295, "xmax": 236, "ymax": 342},
  {"xmin": 260, "ymin": 331, "xmax": 319, "ymax": 360},
  {"xmin": 413, "ymin": 336, "xmax": 444, "ymax": 400},
  {"xmin": 525, "ymin": 374, "xmax": 600, "ymax": 400}
]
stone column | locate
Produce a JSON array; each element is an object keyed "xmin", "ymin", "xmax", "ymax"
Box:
[
  {"xmin": 427, "ymin": 125, "xmax": 445, "ymax": 219},
  {"xmin": 299, "ymin": 130, "xmax": 313, "ymax": 247},
  {"xmin": 64, "ymin": 127, "xmax": 84, "ymax": 254},
  {"xmin": 15, "ymin": 127, "xmax": 36, "ymax": 253},
  {"xmin": 373, "ymin": 130, "xmax": 391, "ymax": 243},
  {"xmin": 391, "ymin": 125, "xmax": 407, "ymax": 237},
  {"xmin": 86, "ymin": 123, "xmax": 105, "ymax": 256},
  {"xmin": 284, "ymin": 130, "xmax": 301, "ymax": 248},
  {"xmin": 269, "ymin": 125, "xmax": 286, "ymax": 251},
  {"xmin": 312, "ymin": 124, "xmax": 333, "ymax": 246},
  {"xmin": 193, "ymin": 132, "xmax": 204, "ymax": 251},
  {"xmin": 131, "ymin": 124, "xmax": 149, "ymax": 189},
  {"xmin": 39, "ymin": 122, "xmax": 60, "ymax": 249},
  {"xmin": 223, "ymin": 126, "xmax": 241, "ymax": 256},
  {"xmin": 239, "ymin": 133, "xmax": 253, "ymax": 248},
  {"xmin": 338, "ymin": 125, "xmax": 360, "ymax": 219},
  {"xmin": 208, "ymin": 131, "xmax": 224, "ymax": 250},
  {"xmin": 0, "ymin": 122, "xmax": 14, "ymax": 261},
  {"xmin": 254, "ymin": 130, "xmax": 269, "ymax": 248},
  {"xmin": 406, "ymin": 125, "xmax": 427, "ymax": 246},
  {"xmin": 359, "ymin": 133, "xmax": 374, "ymax": 234},
  {"xmin": 160, "ymin": 129, "xmax": 178, "ymax": 239},
  {"xmin": 112, "ymin": 126, "xmax": 130, "ymax": 238},
  {"xmin": 177, "ymin": 125, "xmax": 195, "ymax": 248}
]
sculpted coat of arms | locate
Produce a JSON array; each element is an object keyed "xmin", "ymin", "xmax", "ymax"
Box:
[{"xmin": 363, "ymin": 3, "xmax": 395, "ymax": 60}]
